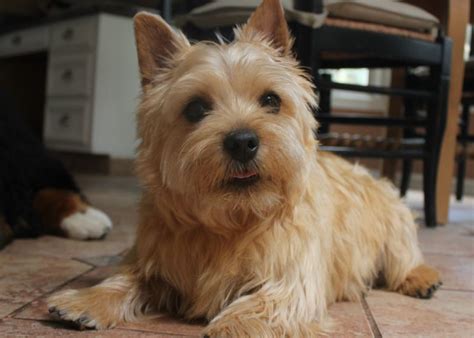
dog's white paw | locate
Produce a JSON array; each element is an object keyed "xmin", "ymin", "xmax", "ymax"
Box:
[{"xmin": 61, "ymin": 207, "xmax": 112, "ymax": 240}]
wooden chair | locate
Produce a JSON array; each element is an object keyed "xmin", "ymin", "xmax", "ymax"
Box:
[
  {"xmin": 456, "ymin": 91, "xmax": 474, "ymax": 200},
  {"xmin": 400, "ymin": 48, "xmax": 473, "ymax": 201}
]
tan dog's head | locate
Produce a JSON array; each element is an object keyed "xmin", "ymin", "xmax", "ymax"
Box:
[{"xmin": 134, "ymin": 0, "xmax": 318, "ymax": 233}]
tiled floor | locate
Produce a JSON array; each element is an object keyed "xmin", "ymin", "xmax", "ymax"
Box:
[{"xmin": 0, "ymin": 175, "xmax": 472, "ymax": 337}]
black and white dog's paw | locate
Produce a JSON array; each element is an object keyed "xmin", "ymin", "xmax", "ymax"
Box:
[{"xmin": 61, "ymin": 207, "xmax": 112, "ymax": 240}]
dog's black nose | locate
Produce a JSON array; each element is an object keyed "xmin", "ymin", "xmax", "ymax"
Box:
[{"xmin": 223, "ymin": 129, "xmax": 259, "ymax": 163}]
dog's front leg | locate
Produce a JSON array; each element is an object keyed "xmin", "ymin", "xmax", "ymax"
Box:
[
  {"xmin": 47, "ymin": 268, "xmax": 148, "ymax": 330},
  {"xmin": 202, "ymin": 283, "xmax": 326, "ymax": 338}
]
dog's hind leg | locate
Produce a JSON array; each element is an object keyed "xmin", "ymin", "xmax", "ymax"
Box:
[
  {"xmin": 33, "ymin": 188, "xmax": 112, "ymax": 240},
  {"xmin": 381, "ymin": 207, "xmax": 441, "ymax": 299},
  {"xmin": 48, "ymin": 269, "xmax": 148, "ymax": 330},
  {"xmin": 393, "ymin": 264, "xmax": 442, "ymax": 299}
]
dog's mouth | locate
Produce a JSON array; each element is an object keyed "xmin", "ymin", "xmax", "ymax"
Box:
[{"xmin": 228, "ymin": 170, "xmax": 260, "ymax": 187}]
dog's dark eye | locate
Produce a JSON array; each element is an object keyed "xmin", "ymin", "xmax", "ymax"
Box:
[
  {"xmin": 259, "ymin": 92, "xmax": 281, "ymax": 113},
  {"xmin": 183, "ymin": 98, "xmax": 211, "ymax": 123}
]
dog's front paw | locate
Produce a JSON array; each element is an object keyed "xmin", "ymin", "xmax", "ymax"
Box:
[
  {"xmin": 396, "ymin": 264, "xmax": 442, "ymax": 299},
  {"xmin": 61, "ymin": 207, "xmax": 112, "ymax": 240},
  {"xmin": 47, "ymin": 289, "xmax": 114, "ymax": 330}
]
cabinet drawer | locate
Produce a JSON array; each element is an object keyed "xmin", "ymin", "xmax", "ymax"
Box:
[
  {"xmin": 51, "ymin": 17, "xmax": 97, "ymax": 51},
  {"xmin": 0, "ymin": 27, "xmax": 48, "ymax": 57},
  {"xmin": 44, "ymin": 99, "xmax": 91, "ymax": 149},
  {"xmin": 47, "ymin": 53, "xmax": 94, "ymax": 96}
]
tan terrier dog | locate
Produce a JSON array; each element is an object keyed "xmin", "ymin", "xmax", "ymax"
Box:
[{"xmin": 48, "ymin": 0, "xmax": 441, "ymax": 336}]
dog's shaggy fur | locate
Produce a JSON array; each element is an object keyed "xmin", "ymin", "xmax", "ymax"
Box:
[
  {"xmin": 0, "ymin": 92, "xmax": 112, "ymax": 248},
  {"xmin": 48, "ymin": 1, "xmax": 441, "ymax": 336}
]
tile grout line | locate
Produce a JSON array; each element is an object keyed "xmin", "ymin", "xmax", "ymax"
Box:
[
  {"xmin": 72, "ymin": 254, "xmax": 126, "ymax": 269},
  {"xmin": 361, "ymin": 296, "xmax": 382, "ymax": 338},
  {"xmin": 6, "ymin": 266, "xmax": 96, "ymax": 319},
  {"xmin": 71, "ymin": 257, "xmax": 99, "ymax": 267}
]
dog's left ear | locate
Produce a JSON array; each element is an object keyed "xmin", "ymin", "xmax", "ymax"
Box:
[{"xmin": 240, "ymin": 0, "xmax": 291, "ymax": 55}]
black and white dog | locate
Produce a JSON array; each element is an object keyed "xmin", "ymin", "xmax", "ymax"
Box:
[{"xmin": 0, "ymin": 92, "xmax": 112, "ymax": 249}]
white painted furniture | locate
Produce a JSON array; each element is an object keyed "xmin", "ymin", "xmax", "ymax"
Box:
[{"xmin": 0, "ymin": 13, "xmax": 140, "ymax": 158}]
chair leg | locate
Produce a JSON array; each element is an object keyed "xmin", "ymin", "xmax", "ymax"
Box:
[
  {"xmin": 422, "ymin": 38, "xmax": 450, "ymax": 227},
  {"xmin": 456, "ymin": 156, "xmax": 466, "ymax": 201},
  {"xmin": 423, "ymin": 157, "xmax": 437, "ymax": 227},
  {"xmin": 400, "ymin": 79, "xmax": 415, "ymax": 198},
  {"xmin": 400, "ymin": 159, "xmax": 412, "ymax": 197},
  {"xmin": 456, "ymin": 103, "xmax": 470, "ymax": 201},
  {"xmin": 318, "ymin": 73, "xmax": 332, "ymax": 134}
]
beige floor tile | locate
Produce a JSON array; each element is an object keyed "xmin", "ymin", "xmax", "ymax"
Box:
[
  {"xmin": 0, "ymin": 254, "xmax": 91, "ymax": 319},
  {"xmin": 328, "ymin": 301, "xmax": 374, "ymax": 337},
  {"xmin": 76, "ymin": 254, "xmax": 124, "ymax": 267},
  {"xmin": 425, "ymin": 253, "xmax": 474, "ymax": 291},
  {"xmin": 118, "ymin": 317, "xmax": 203, "ymax": 337},
  {"xmin": 418, "ymin": 223, "xmax": 474, "ymax": 257},
  {"xmin": 0, "ymin": 318, "xmax": 177, "ymax": 337},
  {"xmin": 447, "ymin": 198, "xmax": 474, "ymax": 225},
  {"xmin": 404, "ymin": 191, "xmax": 474, "ymax": 225},
  {"xmin": 2, "ymin": 232, "xmax": 134, "ymax": 261},
  {"xmin": 366, "ymin": 290, "xmax": 474, "ymax": 337}
]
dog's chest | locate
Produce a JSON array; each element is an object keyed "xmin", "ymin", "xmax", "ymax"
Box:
[
  {"xmin": 158, "ymin": 236, "xmax": 244, "ymax": 284},
  {"xmin": 155, "ymin": 231, "xmax": 265, "ymax": 316}
]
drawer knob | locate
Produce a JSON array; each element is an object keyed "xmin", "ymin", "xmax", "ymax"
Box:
[
  {"xmin": 58, "ymin": 114, "xmax": 70, "ymax": 128},
  {"xmin": 11, "ymin": 35, "xmax": 22, "ymax": 45},
  {"xmin": 61, "ymin": 69, "xmax": 73, "ymax": 82},
  {"xmin": 62, "ymin": 28, "xmax": 74, "ymax": 40}
]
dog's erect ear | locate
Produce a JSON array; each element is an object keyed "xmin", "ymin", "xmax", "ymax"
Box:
[
  {"xmin": 241, "ymin": 0, "xmax": 291, "ymax": 54},
  {"xmin": 134, "ymin": 12, "xmax": 189, "ymax": 87}
]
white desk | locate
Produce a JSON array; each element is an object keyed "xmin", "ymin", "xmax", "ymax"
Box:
[{"xmin": 0, "ymin": 12, "xmax": 140, "ymax": 158}]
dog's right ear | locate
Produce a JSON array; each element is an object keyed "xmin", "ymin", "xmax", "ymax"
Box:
[{"xmin": 134, "ymin": 12, "xmax": 190, "ymax": 87}]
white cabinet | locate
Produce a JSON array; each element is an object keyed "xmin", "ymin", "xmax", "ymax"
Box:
[
  {"xmin": 0, "ymin": 13, "xmax": 140, "ymax": 158},
  {"xmin": 47, "ymin": 53, "xmax": 95, "ymax": 96},
  {"xmin": 50, "ymin": 17, "xmax": 98, "ymax": 52},
  {"xmin": 0, "ymin": 13, "xmax": 140, "ymax": 159},
  {"xmin": 0, "ymin": 26, "xmax": 49, "ymax": 57},
  {"xmin": 44, "ymin": 98, "xmax": 91, "ymax": 150}
]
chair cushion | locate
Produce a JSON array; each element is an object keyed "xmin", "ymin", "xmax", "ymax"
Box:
[
  {"xmin": 178, "ymin": 0, "xmax": 326, "ymax": 29},
  {"xmin": 178, "ymin": 0, "xmax": 438, "ymax": 34},
  {"xmin": 326, "ymin": 0, "xmax": 438, "ymax": 33}
]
